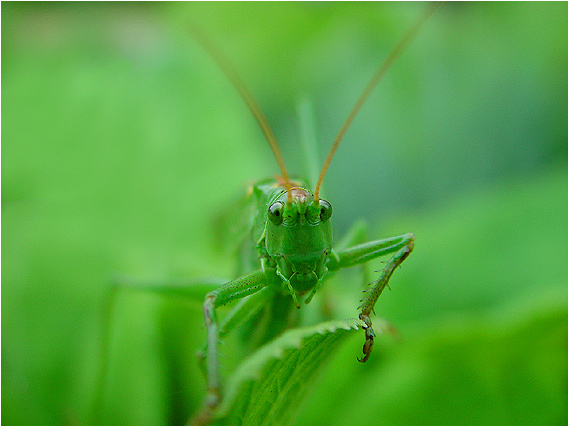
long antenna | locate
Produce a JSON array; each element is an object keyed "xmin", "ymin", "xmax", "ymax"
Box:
[
  {"xmin": 313, "ymin": 2, "xmax": 442, "ymax": 200},
  {"xmin": 188, "ymin": 24, "xmax": 293, "ymax": 202}
]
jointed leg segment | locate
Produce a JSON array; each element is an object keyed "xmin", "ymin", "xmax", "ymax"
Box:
[
  {"xmin": 201, "ymin": 270, "xmax": 270, "ymax": 410},
  {"xmin": 328, "ymin": 232, "xmax": 414, "ymax": 362}
]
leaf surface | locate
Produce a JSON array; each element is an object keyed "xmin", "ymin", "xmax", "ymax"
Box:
[{"xmin": 216, "ymin": 318, "xmax": 365, "ymax": 425}]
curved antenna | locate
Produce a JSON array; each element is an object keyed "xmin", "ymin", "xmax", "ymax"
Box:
[
  {"xmin": 313, "ymin": 2, "xmax": 442, "ymax": 200},
  {"xmin": 188, "ymin": 24, "xmax": 293, "ymax": 202}
]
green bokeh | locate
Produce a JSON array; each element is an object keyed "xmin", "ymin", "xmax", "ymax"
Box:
[{"xmin": 2, "ymin": 2, "xmax": 567, "ymax": 425}]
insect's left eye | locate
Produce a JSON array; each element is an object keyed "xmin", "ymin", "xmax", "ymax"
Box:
[
  {"xmin": 268, "ymin": 201, "xmax": 284, "ymax": 225},
  {"xmin": 319, "ymin": 199, "xmax": 332, "ymax": 221}
]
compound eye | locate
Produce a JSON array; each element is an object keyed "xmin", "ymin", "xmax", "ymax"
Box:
[
  {"xmin": 319, "ymin": 199, "xmax": 332, "ymax": 221},
  {"xmin": 268, "ymin": 201, "xmax": 284, "ymax": 225}
]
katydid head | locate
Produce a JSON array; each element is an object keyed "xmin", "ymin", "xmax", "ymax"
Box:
[{"xmin": 265, "ymin": 187, "xmax": 332, "ymax": 296}]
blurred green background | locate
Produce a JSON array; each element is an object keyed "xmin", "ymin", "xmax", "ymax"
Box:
[{"xmin": 2, "ymin": 2, "xmax": 567, "ymax": 425}]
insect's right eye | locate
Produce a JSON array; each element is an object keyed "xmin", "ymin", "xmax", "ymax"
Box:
[
  {"xmin": 319, "ymin": 199, "xmax": 332, "ymax": 221},
  {"xmin": 268, "ymin": 201, "xmax": 284, "ymax": 225}
]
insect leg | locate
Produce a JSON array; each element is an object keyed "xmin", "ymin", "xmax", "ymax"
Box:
[
  {"xmin": 201, "ymin": 270, "xmax": 270, "ymax": 412},
  {"xmin": 195, "ymin": 287, "xmax": 271, "ymax": 378},
  {"xmin": 327, "ymin": 233, "xmax": 414, "ymax": 362}
]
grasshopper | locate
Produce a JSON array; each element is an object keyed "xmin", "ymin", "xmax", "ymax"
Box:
[
  {"xmin": 189, "ymin": 3, "xmax": 443, "ymax": 421},
  {"xmin": 97, "ymin": 3, "xmax": 439, "ymax": 424}
]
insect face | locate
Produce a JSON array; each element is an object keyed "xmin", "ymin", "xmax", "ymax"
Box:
[{"xmin": 265, "ymin": 188, "xmax": 332, "ymax": 294}]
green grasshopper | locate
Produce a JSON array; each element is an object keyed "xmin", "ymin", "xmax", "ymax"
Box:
[
  {"xmin": 97, "ymin": 4, "xmax": 439, "ymax": 424},
  {"xmin": 189, "ymin": 4, "xmax": 442, "ymax": 421}
]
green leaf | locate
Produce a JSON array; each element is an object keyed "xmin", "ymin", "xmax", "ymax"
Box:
[{"xmin": 215, "ymin": 318, "xmax": 365, "ymax": 425}]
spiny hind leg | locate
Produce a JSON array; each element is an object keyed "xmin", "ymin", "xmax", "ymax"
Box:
[{"xmin": 328, "ymin": 233, "xmax": 415, "ymax": 362}]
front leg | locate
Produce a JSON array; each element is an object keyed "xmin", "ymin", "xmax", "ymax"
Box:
[
  {"xmin": 327, "ymin": 233, "xmax": 414, "ymax": 362},
  {"xmin": 199, "ymin": 270, "xmax": 270, "ymax": 419}
]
